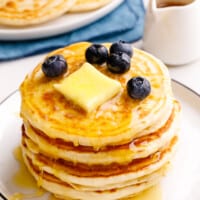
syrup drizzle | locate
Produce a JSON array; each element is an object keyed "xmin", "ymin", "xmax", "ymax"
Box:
[
  {"xmin": 127, "ymin": 185, "xmax": 162, "ymax": 200},
  {"xmin": 11, "ymin": 146, "xmax": 162, "ymax": 200},
  {"xmin": 10, "ymin": 146, "xmax": 45, "ymax": 200}
]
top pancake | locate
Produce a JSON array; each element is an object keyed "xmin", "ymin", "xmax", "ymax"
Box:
[
  {"xmin": 0, "ymin": 0, "xmax": 76, "ymax": 26},
  {"xmin": 69, "ymin": 0, "xmax": 113, "ymax": 12},
  {"xmin": 20, "ymin": 42, "xmax": 174, "ymax": 148}
]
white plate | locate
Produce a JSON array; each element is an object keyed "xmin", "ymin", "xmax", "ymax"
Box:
[
  {"xmin": 0, "ymin": 80, "xmax": 200, "ymax": 200},
  {"xmin": 0, "ymin": 0, "xmax": 123, "ymax": 41}
]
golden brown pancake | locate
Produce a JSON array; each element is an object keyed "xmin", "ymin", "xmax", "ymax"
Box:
[
  {"xmin": 0, "ymin": 0, "xmax": 76, "ymax": 26},
  {"xmin": 20, "ymin": 42, "xmax": 175, "ymax": 148},
  {"xmin": 20, "ymin": 42, "xmax": 181, "ymax": 199},
  {"xmin": 22, "ymin": 101, "xmax": 180, "ymax": 165}
]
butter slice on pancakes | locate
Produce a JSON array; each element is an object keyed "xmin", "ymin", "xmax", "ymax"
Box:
[{"xmin": 54, "ymin": 62, "xmax": 122, "ymax": 112}]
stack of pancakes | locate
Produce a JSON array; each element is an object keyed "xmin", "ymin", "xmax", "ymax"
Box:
[
  {"xmin": 0, "ymin": 0, "xmax": 113, "ymax": 26},
  {"xmin": 20, "ymin": 42, "xmax": 181, "ymax": 200}
]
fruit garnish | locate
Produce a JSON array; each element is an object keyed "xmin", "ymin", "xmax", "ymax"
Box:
[
  {"xmin": 110, "ymin": 40, "xmax": 133, "ymax": 57},
  {"xmin": 85, "ymin": 44, "xmax": 108, "ymax": 65},
  {"xmin": 127, "ymin": 77, "xmax": 151, "ymax": 100},
  {"xmin": 42, "ymin": 55, "xmax": 67, "ymax": 77},
  {"xmin": 107, "ymin": 52, "xmax": 131, "ymax": 74}
]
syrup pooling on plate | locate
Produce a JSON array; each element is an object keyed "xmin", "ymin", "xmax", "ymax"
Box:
[
  {"xmin": 11, "ymin": 146, "xmax": 46, "ymax": 200},
  {"xmin": 13, "ymin": 146, "xmax": 36, "ymax": 188}
]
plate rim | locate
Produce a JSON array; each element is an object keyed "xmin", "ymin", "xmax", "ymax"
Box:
[
  {"xmin": 0, "ymin": 192, "xmax": 7, "ymax": 200},
  {"xmin": 172, "ymin": 79, "xmax": 200, "ymax": 98}
]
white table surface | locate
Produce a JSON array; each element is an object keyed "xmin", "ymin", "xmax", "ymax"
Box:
[{"xmin": 0, "ymin": 40, "xmax": 199, "ymax": 103}]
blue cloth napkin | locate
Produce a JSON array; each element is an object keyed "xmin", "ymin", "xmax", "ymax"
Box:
[{"xmin": 0, "ymin": 0, "xmax": 145, "ymax": 61}]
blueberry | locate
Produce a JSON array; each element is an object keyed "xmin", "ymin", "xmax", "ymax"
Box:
[
  {"xmin": 110, "ymin": 41, "xmax": 133, "ymax": 57},
  {"xmin": 127, "ymin": 77, "xmax": 151, "ymax": 100},
  {"xmin": 42, "ymin": 55, "xmax": 67, "ymax": 77},
  {"xmin": 85, "ymin": 44, "xmax": 108, "ymax": 65},
  {"xmin": 107, "ymin": 52, "xmax": 131, "ymax": 74}
]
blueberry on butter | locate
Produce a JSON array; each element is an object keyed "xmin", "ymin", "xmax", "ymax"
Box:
[
  {"xmin": 85, "ymin": 44, "xmax": 108, "ymax": 65},
  {"xmin": 42, "ymin": 55, "xmax": 67, "ymax": 77},
  {"xmin": 107, "ymin": 52, "xmax": 131, "ymax": 74},
  {"xmin": 127, "ymin": 77, "xmax": 151, "ymax": 100},
  {"xmin": 110, "ymin": 41, "xmax": 133, "ymax": 57}
]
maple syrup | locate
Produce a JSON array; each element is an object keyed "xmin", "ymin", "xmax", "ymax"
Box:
[
  {"xmin": 127, "ymin": 185, "xmax": 162, "ymax": 200},
  {"xmin": 10, "ymin": 146, "xmax": 45, "ymax": 200},
  {"xmin": 157, "ymin": 0, "xmax": 194, "ymax": 7}
]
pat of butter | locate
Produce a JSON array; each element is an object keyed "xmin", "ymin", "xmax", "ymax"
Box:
[{"xmin": 54, "ymin": 63, "xmax": 122, "ymax": 112}]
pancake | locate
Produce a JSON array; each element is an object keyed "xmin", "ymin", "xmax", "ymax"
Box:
[
  {"xmin": 69, "ymin": 0, "xmax": 113, "ymax": 12},
  {"xmin": 20, "ymin": 42, "xmax": 174, "ymax": 148},
  {"xmin": 21, "ymin": 136, "xmax": 177, "ymax": 200},
  {"xmin": 19, "ymin": 41, "xmax": 181, "ymax": 199},
  {"xmin": 0, "ymin": 0, "xmax": 76, "ymax": 26},
  {"xmin": 22, "ymin": 101, "xmax": 180, "ymax": 165},
  {"xmin": 22, "ymin": 135, "xmax": 177, "ymax": 187},
  {"xmin": 23, "ymin": 153, "xmax": 169, "ymax": 200}
]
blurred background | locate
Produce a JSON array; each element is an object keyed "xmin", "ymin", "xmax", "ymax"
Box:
[{"xmin": 0, "ymin": 0, "xmax": 199, "ymax": 102}]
